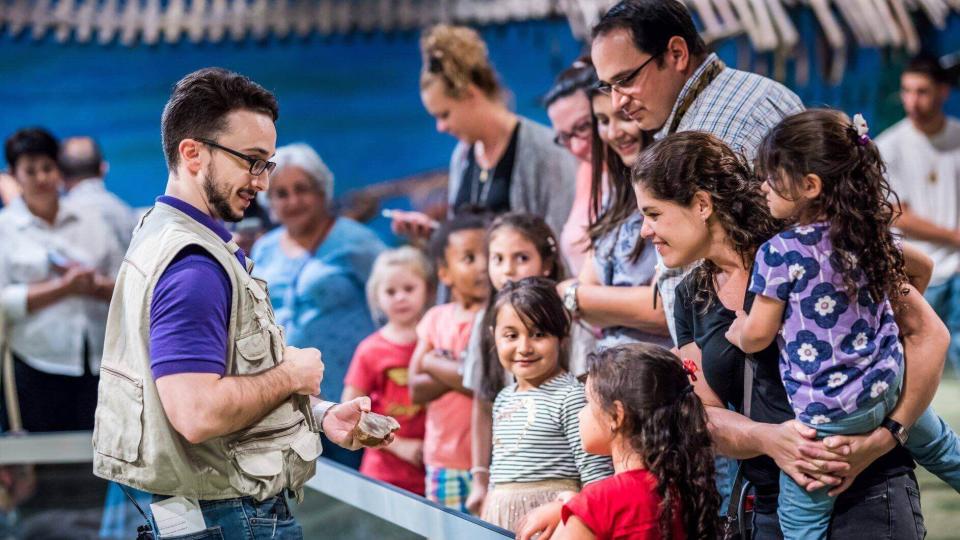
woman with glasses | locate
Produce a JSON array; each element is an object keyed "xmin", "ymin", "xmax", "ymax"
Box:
[
  {"xmin": 392, "ymin": 24, "xmax": 576, "ymax": 249},
  {"xmin": 250, "ymin": 143, "xmax": 385, "ymax": 469},
  {"xmin": 555, "ymin": 72, "xmax": 671, "ymax": 351},
  {"xmin": 544, "ymin": 57, "xmax": 600, "ymax": 276}
]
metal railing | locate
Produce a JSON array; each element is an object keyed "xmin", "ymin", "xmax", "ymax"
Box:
[{"xmin": 0, "ymin": 431, "xmax": 512, "ymax": 539}]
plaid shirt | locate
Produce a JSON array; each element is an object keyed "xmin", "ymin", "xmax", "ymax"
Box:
[{"xmin": 654, "ymin": 53, "xmax": 804, "ymax": 346}]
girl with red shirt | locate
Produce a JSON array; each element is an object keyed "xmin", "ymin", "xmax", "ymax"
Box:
[
  {"xmin": 517, "ymin": 344, "xmax": 720, "ymax": 539},
  {"xmin": 343, "ymin": 247, "xmax": 434, "ymax": 495}
]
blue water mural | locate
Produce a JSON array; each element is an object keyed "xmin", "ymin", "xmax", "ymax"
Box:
[{"xmin": 2, "ymin": 14, "xmax": 959, "ymax": 241}]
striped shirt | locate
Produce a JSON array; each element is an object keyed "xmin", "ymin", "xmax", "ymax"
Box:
[
  {"xmin": 490, "ymin": 371, "xmax": 613, "ymax": 486},
  {"xmin": 654, "ymin": 53, "xmax": 805, "ymax": 346}
]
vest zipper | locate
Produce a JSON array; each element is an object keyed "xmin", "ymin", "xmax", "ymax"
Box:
[
  {"xmin": 234, "ymin": 417, "xmax": 303, "ymax": 444},
  {"xmin": 100, "ymin": 364, "xmax": 142, "ymax": 388}
]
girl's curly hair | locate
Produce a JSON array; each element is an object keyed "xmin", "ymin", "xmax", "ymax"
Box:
[
  {"xmin": 587, "ymin": 344, "xmax": 720, "ymax": 539},
  {"xmin": 632, "ymin": 131, "xmax": 783, "ymax": 307},
  {"xmin": 756, "ymin": 109, "xmax": 907, "ymax": 302}
]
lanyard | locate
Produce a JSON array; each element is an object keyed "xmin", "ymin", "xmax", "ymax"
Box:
[{"xmin": 667, "ymin": 57, "xmax": 726, "ymax": 134}]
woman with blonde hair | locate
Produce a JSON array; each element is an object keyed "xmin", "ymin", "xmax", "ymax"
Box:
[{"xmin": 392, "ymin": 24, "xmax": 576, "ymax": 251}]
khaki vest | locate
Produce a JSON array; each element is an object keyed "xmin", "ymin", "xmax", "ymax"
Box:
[{"xmin": 92, "ymin": 201, "xmax": 321, "ymax": 501}]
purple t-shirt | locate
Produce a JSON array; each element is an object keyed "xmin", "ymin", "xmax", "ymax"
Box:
[
  {"xmin": 748, "ymin": 222, "xmax": 902, "ymax": 426},
  {"xmin": 149, "ymin": 196, "xmax": 244, "ymax": 380}
]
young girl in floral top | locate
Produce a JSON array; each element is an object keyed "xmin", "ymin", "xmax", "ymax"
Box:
[{"xmin": 726, "ymin": 109, "xmax": 960, "ymax": 539}]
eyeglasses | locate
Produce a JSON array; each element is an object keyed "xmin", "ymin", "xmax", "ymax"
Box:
[
  {"xmin": 196, "ymin": 138, "xmax": 276, "ymax": 176},
  {"xmin": 553, "ymin": 118, "xmax": 594, "ymax": 147},
  {"xmin": 595, "ymin": 52, "xmax": 662, "ymax": 96}
]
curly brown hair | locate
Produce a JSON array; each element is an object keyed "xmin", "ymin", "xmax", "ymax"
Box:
[
  {"xmin": 632, "ymin": 131, "xmax": 783, "ymax": 306},
  {"xmin": 587, "ymin": 344, "xmax": 720, "ymax": 539},
  {"xmin": 419, "ymin": 24, "xmax": 501, "ymax": 100},
  {"xmin": 756, "ymin": 109, "xmax": 907, "ymax": 303}
]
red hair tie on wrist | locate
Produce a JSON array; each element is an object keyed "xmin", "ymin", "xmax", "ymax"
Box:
[{"xmin": 682, "ymin": 359, "xmax": 698, "ymax": 382}]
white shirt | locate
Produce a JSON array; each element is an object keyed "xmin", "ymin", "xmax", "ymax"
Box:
[
  {"xmin": 64, "ymin": 177, "xmax": 138, "ymax": 248},
  {"xmin": 877, "ymin": 117, "xmax": 960, "ymax": 285},
  {"xmin": 0, "ymin": 197, "xmax": 124, "ymax": 376}
]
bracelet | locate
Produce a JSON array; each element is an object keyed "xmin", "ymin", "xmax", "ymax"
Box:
[{"xmin": 469, "ymin": 466, "xmax": 490, "ymax": 476}]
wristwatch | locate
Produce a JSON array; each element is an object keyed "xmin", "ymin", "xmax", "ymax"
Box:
[
  {"xmin": 311, "ymin": 400, "xmax": 338, "ymax": 433},
  {"xmin": 563, "ymin": 281, "xmax": 580, "ymax": 315},
  {"xmin": 880, "ymin": 417, "xmax": 909, "ymax": 446}
]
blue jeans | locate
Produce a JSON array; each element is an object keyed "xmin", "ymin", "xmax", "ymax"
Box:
[
  {"xmin": 753, "ymin": 471, "xmax": 926, "ymax": 539},
  {"xmin": 925, "ymin": 273, "xmax": 960, "ymax": 375},
  {"xmin": 715, "ymin": 454, "xmax": 736, "ymax": 513},
  {"xmin": 779, "ymin": 385, "xmax": 960, "ymax": 539},
  {"xmin": 148, "ymin": 494, "xmax": 302, "ymax": 539}
]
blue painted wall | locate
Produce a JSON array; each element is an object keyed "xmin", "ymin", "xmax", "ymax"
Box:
[{"xmin": 2, "ymin": 13, "xmax": 959, "ymax": 239}]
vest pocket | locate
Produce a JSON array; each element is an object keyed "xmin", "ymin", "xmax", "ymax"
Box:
[
  {"xmin": 235, "ymin": 331, "xmax": 269, "ymax": 372},
  {"xmin": 94, "ymin": 364, "xmax": 143, "ymax": 463}
]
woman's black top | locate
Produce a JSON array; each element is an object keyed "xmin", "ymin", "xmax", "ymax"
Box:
[
  {"xmin": 673, "ymin": 272, "xmax": 914, "ymax": 508},
  {"xmin": 453, "ymin": 123, "xmax": 519, "ymax": 215}
]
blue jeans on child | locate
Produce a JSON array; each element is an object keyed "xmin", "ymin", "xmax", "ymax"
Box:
[
  {"xmin": 925, "ymin": 273, "xmax": 960, "ymax": 375},
  {"xmin": 778, "ymin": 386, "xmax": 960, "ymax": 540},
  {"xmin": 148, "ymin": 494, "xmax": 302, "ymax": 539}
]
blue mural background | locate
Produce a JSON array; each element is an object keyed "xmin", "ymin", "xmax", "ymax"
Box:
[{"xmin": 1, "ymin": 12, "xmax": 959, "ymax": 241}]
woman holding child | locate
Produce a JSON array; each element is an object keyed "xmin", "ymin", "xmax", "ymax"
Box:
[{"xmin": 632, "ymin": 123, "xmax": 946, "ymax": 537}]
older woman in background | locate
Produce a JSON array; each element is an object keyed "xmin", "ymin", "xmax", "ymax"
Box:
[{"xmin": 251, "ymin": 143, "xmax": 384, "ymax": 468}]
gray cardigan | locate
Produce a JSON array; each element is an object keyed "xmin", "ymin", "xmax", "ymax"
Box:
[{"xmin": 447, "ymin": 116, "xmax": 576, "ymax": 236}]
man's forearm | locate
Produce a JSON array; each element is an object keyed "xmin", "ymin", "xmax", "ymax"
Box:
[
  {"xmin": 896, "ymin": 209, "xmax": 960, "ymax": 248},
  {"xmin": 160, "ymin": 365, "xmax": 296, "ymax": 444},
  {"xmin": 707, "ymin": 406, "xmax": 767, "ymax": 460}
]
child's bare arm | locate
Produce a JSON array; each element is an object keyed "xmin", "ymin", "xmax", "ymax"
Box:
[
  {"xmin": 554, "ymin": 515, "xmax": 597, "ymax": 540},
  {"xmin": 409, "ymin": 338, "xmax": 450, "ymax": 404},
  {"xmin": 421, "ymin": 352, "xmax": 472, "ymax": 396},
  {"xmin": 725, "ymin": 295, "xmax": 785, "ymax": 353}
]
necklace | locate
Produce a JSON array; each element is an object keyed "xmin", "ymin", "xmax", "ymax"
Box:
[
  {"xmin": 493, "ymin": 394, "xmax": 538, "ymax": 457},
  {"xmin": 470, "ymin": 161, "xmax": 494, "ymax": 207}
]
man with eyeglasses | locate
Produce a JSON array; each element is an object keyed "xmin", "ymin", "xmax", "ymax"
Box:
[
  {"xmin": 93, "ymin": 67, "xmax": 389, "ymax": 539},
  {"xmin": 589, "ymin": 0, "xmax": 803, "ymax": 346}
]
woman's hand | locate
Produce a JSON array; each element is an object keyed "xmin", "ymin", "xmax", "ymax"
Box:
[
  {"xmin": 724, "ymin": 310, "xmax": 747, "ymax": 349},
  {"xmin": 390, "ymin": 210, "xmax": 438, "ymax": 241},
  {"xmin": 757, "ymin": 420, "xmax": 848, "ymax": 491},
  {"xmin": 516, "ymin": 500, "xmax": 564, "ymax": 540}
]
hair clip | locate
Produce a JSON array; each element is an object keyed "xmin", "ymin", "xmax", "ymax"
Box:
[
  {"xmin": 681, "ymin": 358, "xmax": 698, "ymax": 382},
  {"xmin": 546, "ymin": 236, "xmax": 557, "ymax": 253},
  {"xmin": 852, "ymin": 113, "xmax": 870, "ymax": 145}
]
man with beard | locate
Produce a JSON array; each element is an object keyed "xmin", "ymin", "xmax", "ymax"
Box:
[
  {"xmin": 878, "ymin": 54, "xmax": 960, "ymax": 375},
  {"xmin": 92, "ymin": 68, "xmax": 389, "ymax": 538}
]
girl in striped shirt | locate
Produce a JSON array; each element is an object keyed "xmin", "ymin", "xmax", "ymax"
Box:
[{"xmin": 480, "ymin": 277, "xmax": 612, "ymax": 531}]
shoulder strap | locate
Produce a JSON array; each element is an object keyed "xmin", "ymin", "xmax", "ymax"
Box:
[{"xmin": 0, "ymin": 310, "xmax": 22, "ymax": 432}]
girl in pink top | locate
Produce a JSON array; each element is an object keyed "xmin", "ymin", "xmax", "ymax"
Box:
[{"xmin": 409, "ymin": 212, "xmax": 490, "ymax": 512}]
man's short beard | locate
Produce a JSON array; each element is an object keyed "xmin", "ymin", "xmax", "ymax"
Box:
[{"xmin": 202, "ymin": 162, "xmax": 242, "ymax": 222}]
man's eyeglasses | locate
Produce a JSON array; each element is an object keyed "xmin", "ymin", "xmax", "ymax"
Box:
[
  {"xmin": 595, "ymin": 52, "xmax": 662, "ymax": 96},
  {"xmin": 196, "ymin": 138, "xmax": 276, "ymax": 176},
  {"xmin": 553, "ymin": 119, "xmax": 593, "ymax": 147}
]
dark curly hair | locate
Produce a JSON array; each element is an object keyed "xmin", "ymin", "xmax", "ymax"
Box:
[
  {"xmin": 632, "ymin": 131, "xmax": 783, "ymax": 306},
  {"xmin": 477, "ymin": 214, "xmax": 568, "ymax": 401},
  {"xmin": 756, "ymin": 109, "xmax": 907, "ymax": 303},
  {"xmin": 587, "ymin": 344, "xmax": 719, "ymax": 539}
]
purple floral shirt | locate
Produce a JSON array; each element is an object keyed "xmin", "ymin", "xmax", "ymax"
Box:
[{"xmin": 749, "ymin": 223, "xmax": 902, "ymax": 425}]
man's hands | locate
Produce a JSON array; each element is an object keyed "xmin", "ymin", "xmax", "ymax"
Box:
[
  {"xmin": 758, "ymin": 420, "xmax": 848, "ymax": 491},
  {"xmin": 322, "ymin": 397, "xmax": 396, "ymax": 451},
  {"xmin": 280, "ymin": 346, "xmax": 325, "ymax": 396}
]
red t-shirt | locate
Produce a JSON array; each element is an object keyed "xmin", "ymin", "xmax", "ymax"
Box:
[
  {"xmin": 344, "ymin": 330, "xmax": 426, "ymax": 495},
  {"xmin": 561, "ymin": 469, "xmax": 685, "ymax": 540}
]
